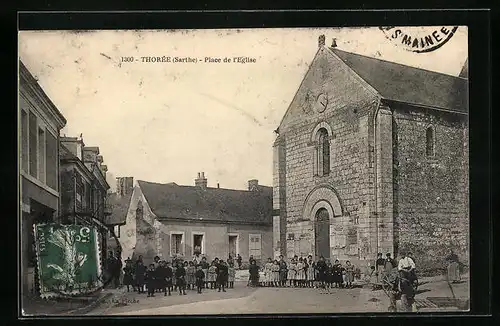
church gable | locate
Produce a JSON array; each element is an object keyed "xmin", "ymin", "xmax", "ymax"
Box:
[{"xmin": 278, "ymin": 46, "xmax": 380, "ymax": 133}]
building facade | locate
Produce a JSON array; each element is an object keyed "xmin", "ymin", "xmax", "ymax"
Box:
[
  {"xmin": 105, "ymin": 177, "xmax": 133, "ymax": 256},
  {"xmin": 273, "ymin": 36, "xmax": 469, "ymax": 270},
  {"xmin": 19, "ymin": 61, "xmax": 67, "ymax": 295},
  {"xmin": 59, "ymin": 137, "xmax": 112, "ymax": 263},
  {"xmin": 120, "ymin": 173, "xmax": 273, "ymax": 266}
]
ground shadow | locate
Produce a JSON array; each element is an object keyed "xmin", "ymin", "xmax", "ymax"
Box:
[
  {"xmin": 450, "ymin": 280, "xmax": 466, "ymax": 284},
  {"xmin": 414, "ymin": 289, "xmax": 431, "ymax": 295}
]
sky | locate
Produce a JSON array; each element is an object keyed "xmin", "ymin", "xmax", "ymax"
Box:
[{"xmin": 19, "ymin": 27, "xmax": 468, "ymax": 191}]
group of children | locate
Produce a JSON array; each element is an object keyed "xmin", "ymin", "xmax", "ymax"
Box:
[
  {"xmin": 123, "ymin": 255, "xmax": 236, "ymax": 297},
  {"xmin": 258, "ymin": 255, "xmax": 357, "ymax": 289}
]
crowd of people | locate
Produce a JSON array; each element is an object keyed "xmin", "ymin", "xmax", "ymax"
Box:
[
  {"xmin": 121, "ymin": 254, "xmax": 236, "ymax": 296},
  {"xmin": 247, "ymin": 254, "xmax": 359, "ymax": 289}
]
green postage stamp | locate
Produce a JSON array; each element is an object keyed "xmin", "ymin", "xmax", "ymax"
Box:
[{"xmin": 34, "ymin": 224, "xmax": 103, "ymax": 298}]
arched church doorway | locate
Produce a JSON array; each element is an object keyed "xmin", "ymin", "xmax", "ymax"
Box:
[{"xmin": 314, "ymin": 207, "xmax": 330, "ymax": 260}]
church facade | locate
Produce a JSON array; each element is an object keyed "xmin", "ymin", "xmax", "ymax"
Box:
[{"xmin": 272, "ymin": 35, "xmax": 468, "ymax": 269}]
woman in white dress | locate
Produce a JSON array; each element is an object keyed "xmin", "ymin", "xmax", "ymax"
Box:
[
  {"xmin": 296, "ymin": 257, "xmax": 306, "ymax": 287},
  {"xmin": 264, "ymin": 258, "xmax": 274, "ymax": 287},
  {"xmin": 287, "ymin": 258, "xmax": 297, "ymax": 287}
]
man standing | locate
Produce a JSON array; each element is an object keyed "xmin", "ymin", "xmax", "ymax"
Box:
[
  {"xmin": 398, "ymin": 251, "xmax": 416, "ymax": 280},
  {"xmin": 106, "ymin": 251, "xmax": 118, "ymax": 288},
  {"xmin": 236, "ymin": 254, "xmax": 242, "ymax": 270}
]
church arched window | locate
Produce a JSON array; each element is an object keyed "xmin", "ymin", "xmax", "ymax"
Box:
[
  {"xmin": 426, "ymin": 127, "xmax": 435, "ymax": 157},
  {"xmin": 317, "ymin": 128, "xmax": 330, "ymax": 176}
]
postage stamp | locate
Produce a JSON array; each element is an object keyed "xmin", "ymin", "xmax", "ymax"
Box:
[
  {"xmin": 34, "ymin": 224, "xmax": 103, "ymax": 298},
  {"xmin": 19, "ymin": 26, "xmax": 469, "ymax": 315}
]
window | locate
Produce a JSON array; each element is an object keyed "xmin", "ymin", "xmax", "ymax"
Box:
[
  {"xmin": 249, "ymin": 234, "xmax": 262, "ymax": 260},
  {"xmin": 114, "ymin": 225, "xmax": 121, "ymax": 238},
  {"xmin": 28, "ymin": 111, "xmax": 38, "ymax": 178},
  {"xmin": 38, "ymin": 128, "xmax": 46, "ymax": 183},
  {"xmin": 75, "ymin": 174, "xmax": 84, "ymax": 211},
  {"xmin": 318, "ymin": 128, "xmax": 330, "ymax": 175},
  {"xmin": 21, "ymin": 110, "xmax": 29, "ymax": 172},
  {"xmin": 171, "ymin": 233, "xmax": 184, "ymax": 256},
  {"xmin": 45, "ymin": 132, "xmax": 58, "ymax": 190},
  {"xmin": 315, "ymin": 128, "xmax": 331, "ymax": 176},
  {"xmin": 228, "ymin": 234, "xmax": 238, "ymax": 257},
  {"xmin": 192, "ymin": 233, "xmax": 204, "ymax": 255},
  {"xmin": 426, "ymin": 127, "xmax": 435, "ymax": 157}
]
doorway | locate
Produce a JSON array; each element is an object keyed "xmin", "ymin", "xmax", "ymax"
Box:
[
  {"xmin": 314, "ymin": 207, "xmax": 330, "ymax": 261},
  {"xmin": 228, "ymin": 235, "xmax": 238, "ymax": 258}
]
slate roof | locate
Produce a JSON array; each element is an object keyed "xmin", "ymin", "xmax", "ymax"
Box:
[
  {"xmin": 138, "ymin": 180, "xmax": 273, "ymax": 224},
  {"xmin": 105, "ymin": 192, "xmax": 132, "ymax": 225},
  {"xmin": 330, "ymin": 48, "xmax": 468, "ymax": 114}
]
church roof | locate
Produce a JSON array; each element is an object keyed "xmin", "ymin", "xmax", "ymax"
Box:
[
  {"xmin": 105, "ymin": 192, "xmax": 132, "ymax": 225},
  {"xmin": 330, "ymin": 48, "xmax": 468, "ymax": 114},
  {"xmin": 137, "ymin": 180, "xmax": 273, "ymax": 225}
]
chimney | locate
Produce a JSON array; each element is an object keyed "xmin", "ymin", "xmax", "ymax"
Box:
[
  {"xmin": 195, "ymin": 172, "xmax": 208, "ymax": 190},
  {"xmin": 116, "ymin": 177, "xmax": 134, "ymax": 197},
  {"xmin": 318, "ymin": 35, "xmax": 326, "ymax": 48},
  {"xmin": 248, "ymin": 179, "xmax": 259, "ymax": 191},
  {"xmin": 217, "ymin": 183, "xmax": 220, "ymax": 188}
]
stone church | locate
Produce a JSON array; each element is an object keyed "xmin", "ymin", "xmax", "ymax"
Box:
[{"xmin": 272, "ymin": 35, "xmax": 468, "ymax": 269}]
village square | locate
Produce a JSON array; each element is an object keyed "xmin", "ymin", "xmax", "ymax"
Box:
[{"xmin": 19, "ymin": 28, "xmax": 469, "ymax": 315}]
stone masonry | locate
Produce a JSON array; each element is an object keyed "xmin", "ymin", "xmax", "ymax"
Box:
[{"xmin": 273, "ymin": 38, "xmax": 469, "ymax": 271}]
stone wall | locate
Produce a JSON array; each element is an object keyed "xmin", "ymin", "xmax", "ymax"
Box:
[
  {"xmin": 275, "ymin": 46, "xmax": 379, "ymax": 263},
  {"xmin": 392, "ymin": 104, "xmax": 469, "ymax": 272}
]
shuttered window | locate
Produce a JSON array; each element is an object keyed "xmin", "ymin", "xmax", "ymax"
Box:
[
  {"xmin": 20, "ymin": 110, "xmax": 29, "ymax": 172},
  {"xmin": 28, "ymin": 111, "xmax": 37, "ymax": 178},
  {"xmin": 249, "ymin": 234, "xmax": 262, "ymax": 260},
  {"xmin": 45, "ymin": 132, "xmax": 58, "ymax": 190}
]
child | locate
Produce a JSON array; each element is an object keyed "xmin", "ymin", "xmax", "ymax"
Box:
[
  {"xmin": 164, "ymin": 261, "xmax": 173, "ymax": 296},
  {"xmin": 248, "ymin": 259, "xmax": 259, "ymax": 287},
  {"xmin": 296, "ymin": 258, "xmax": 305, "ymax": 287},
  {"xmin": 145, "ymin": 263, "xmax": 156, "ymax": 297},
  {"xmin": 135, "ymin": 260, "xmax": 146, "ymax": 294},
  {"xmin": 325, "ymin": 262, "xmax": 333, "ymax": 288},
  {"xmin": 155, "ymin": 260, "xmax": 168, "ymax": 296},
  {"xmin": 186, "ymin": 261, "xmax": 196, "ymax": 290},
  {"xmin": 175, "ymin": 261, "xmax": 187, "ymax": 295},
  {"xmin": 306, "ymin": 256, "xmax": 315, "ymax": 288},
  {"xmin": 287, "ymin": 259, "xmax": 297, "ymax": 287},
  {"xmin": 195, "ymin": 265, "xmax": 205, "ymax": 294},
  {"xmin": 217, "ymin": 260, "xmax": 228, "ymax": 292},
  {"xmin": 272, "ymin": 260, "xmax": 280, "ymax": 287},
  {"xmin": 333, "ymin": 260, "xmax": 344, "ymax": 288},
  {"xmin": 172, "ymin": 263, "xmax": 178, "ymax": 292},
  {"xmin": 207, "ymin": 261, "xmax": 218, "ymax": 289},
  {"xmin": 228, "ymin": 261, "xmax": 235, "ymax": 289},
  {"xmin": 199, "ymin": 257, "xmax": 210, "ymax": 289},
  {"xmin": 264, "ymin": 258, "xmax": 273, "ymax": 287},
  {"xmin": 123, "ymin": 259, "xmax": 134, "ymax": 292},
  {"xmin": 345, "ymin": 261, "xmax": 355, "ymax": 289}
]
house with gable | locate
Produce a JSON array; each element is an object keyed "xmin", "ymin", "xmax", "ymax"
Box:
[
  {"xmin": 120, "ymin": 172, "xmax": 273, "ymax": 266},
  {"xmin": 273, "ymin": 35, "xmax": 468, "ymax": 270}
]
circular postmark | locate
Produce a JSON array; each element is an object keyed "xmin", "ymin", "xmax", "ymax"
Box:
[
  {"xmin": 379, "ymin": 26, "xmax": 459, "ymax": 53},
  {"xmin": 34, "ymin": 213, "xmax": 122, "ymax": 299}
]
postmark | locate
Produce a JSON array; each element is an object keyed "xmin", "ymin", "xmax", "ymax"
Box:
[{"xmin": 379, "ymin": 26, "xmax": 459, "ymax": 53}]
